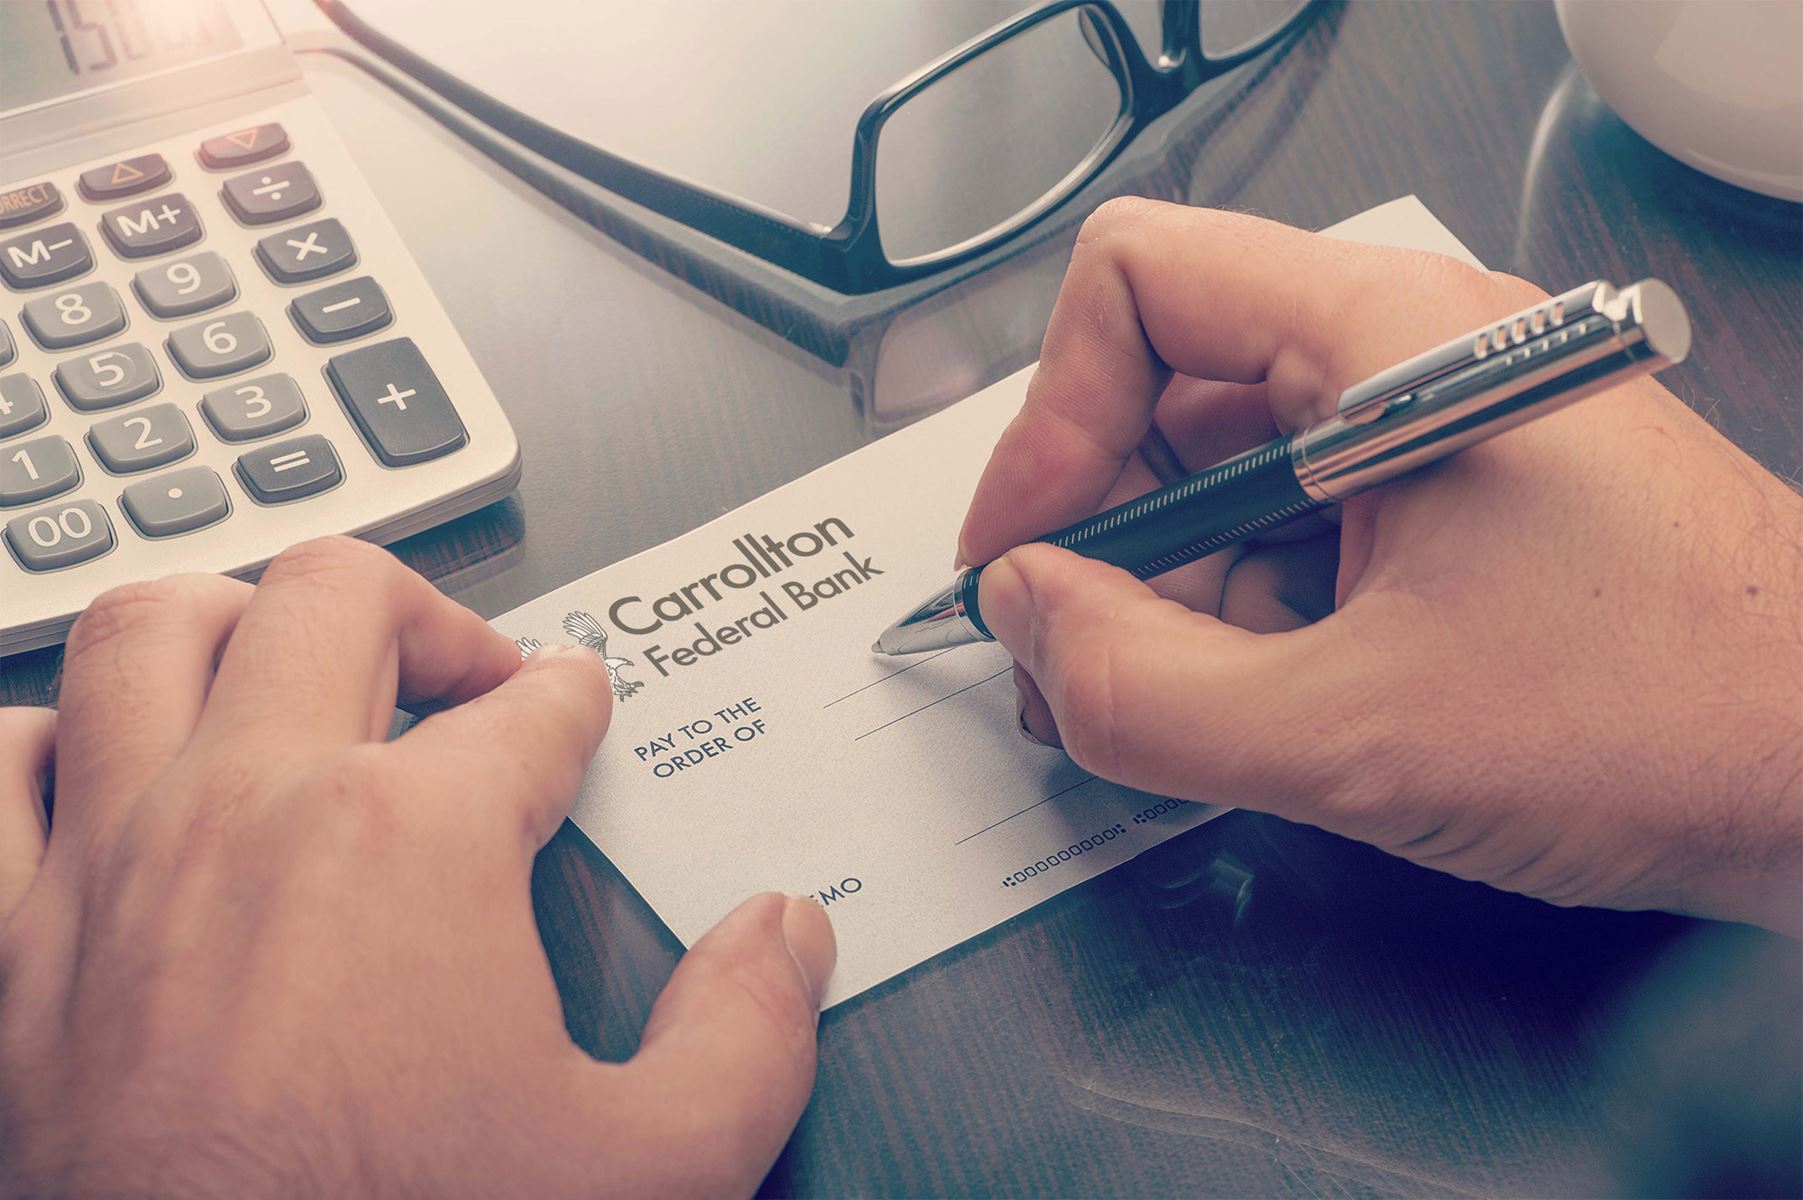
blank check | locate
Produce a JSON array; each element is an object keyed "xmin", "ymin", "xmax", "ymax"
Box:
[{"xmin": 495, "ymin": 197, "xmax": 1484, "ymax": 1006}]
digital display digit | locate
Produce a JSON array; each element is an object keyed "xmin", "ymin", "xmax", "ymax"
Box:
[{"xmin": 1, "ymin": 1, "xmax": 243, "ymax": 115}]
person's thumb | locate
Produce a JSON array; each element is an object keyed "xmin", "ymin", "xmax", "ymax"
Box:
[
  {"xmin": 979, "ymin": 543, "xmax": 1355, "ymax": 813},
  {"xmin": 612, "ymin": 892, "xmax": 835, "ymax": 1196}
]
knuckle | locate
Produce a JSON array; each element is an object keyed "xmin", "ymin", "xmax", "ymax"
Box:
[
  {"xmin": 1482, "ymin": 268, "xmax": 1552, "ymax": 308},
  {"xmin": 706, "ymin": 951, "xmax": 817, "ymax": 1057},
  {"xmin": 66, "ymin": 577, "xmax": 193, "ymax": 662},
  {"xmin": 1051, "ymin": 645, "xmax": 1124, "ymax": 778},
  {"xmin": 284, "ymin": 746, "xmax": 424, "ymax": 850},
  {"xmin": 261, "ymin": 536, "xmax": 396, "ymax": 593},
  {"xmin": 1074, "ymin": 196, "xmax": 1167, "ymax": 249},
  {"xmin": 316, "ymin": 744, "xmax": 404, "ymax": 815}
]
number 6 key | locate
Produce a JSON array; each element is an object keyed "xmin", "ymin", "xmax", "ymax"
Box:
[{"xmin": 165, "ymin": 311, "xmax": 272, "ymax": 379}]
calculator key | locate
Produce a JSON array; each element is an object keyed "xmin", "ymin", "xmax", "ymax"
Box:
[
  {"xmin": 89, "ymin": 404, "xmax": 196, "ymax": 474},
  {"xmin": 1, "ymin": 222, "xmax": 92, "ymax": 289},
  {"xmin": 255, "ymin": 218, "xmax": 355, "ymax": 284},
  {"xmin": 54, "ymin": 342, "xmax": 161, "ymax": 412},
  {"xmin": 326, "ymin": 338, "xmax": 467, "ymax": 467},
  {"xmin": 166, "ymin": 312, "xmax": 271, "ymax": 379},
  {"xmin": 79, "ymin": 154, "xmax": 172, "ymax": 201},
  {"xmin": 222, "ymin": 162, "xmax": 321, "ymax": 225},
  {"xmin": 200, "ymin": 373, "xmax": 307, "ymax": 441},
  {"xmin": 235, "ymin": 435, "xmax": 342, "ymax": 504},
  {"xmin": 0, "ymin": 374, "xmax": 48, "ymax": 439},
  {"xmin": 99, "ymin": 192, "xmax": 203, "ymax": 260},
  {"xmin": 121, "ymin": 465, "xmax": 229, "ymax": 537},
  {"xmin": 1, "ymin": 435, "xmax": 80, "ymax": 507},
  {"xmin": 0, "ymin": 320, "xmax": 13, "ymax": 367},
  {"xmin": 5, "ymin": 498, "xmax": 113, "ymax": 571},
  {"xmin": 133, "ymin": 251, "xmax": 237, "ymax": 318},
  {"xmin": 0, "ymin": 182, "xmax": 63, "ymax": 230},
  {"xmin": 199, "ymin": 123, "xmax": 289, "ymax": 170},
  {"xmin": 21, "ymin": 283, "xmax": 126, "ymax": 350},
  {"xmin": 291, "ymin": 277, "xmax": 392, "ymax": 345}
]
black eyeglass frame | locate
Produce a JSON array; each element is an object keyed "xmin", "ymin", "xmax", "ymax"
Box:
[{"xmin": 320, "ymin": 0, "xmax": 1317, "ymax": 295}]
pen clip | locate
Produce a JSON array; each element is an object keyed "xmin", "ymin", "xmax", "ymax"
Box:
[{"xmin": 1335, "ymin": 281, "xmax": 1612, "ymax": 425}]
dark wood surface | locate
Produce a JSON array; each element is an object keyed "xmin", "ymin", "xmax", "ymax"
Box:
[{"xmin": 6, "ymin": 2, "xmax": 1799, "ymax": 1195}]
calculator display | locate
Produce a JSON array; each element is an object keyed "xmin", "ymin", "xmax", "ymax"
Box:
[{"xmin": 1, "ymin": 1, "xmax": 245, "ymax": 116}]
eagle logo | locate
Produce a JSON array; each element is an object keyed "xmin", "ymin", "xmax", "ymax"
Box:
[{"xmin": 561, "ymin": 610, "xmax": 646, "ymax": 702}]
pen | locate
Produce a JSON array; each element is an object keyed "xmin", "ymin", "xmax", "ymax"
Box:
[{"xmin": 873, "ymin": 278, "xmax": 1692, "ymax": 656}]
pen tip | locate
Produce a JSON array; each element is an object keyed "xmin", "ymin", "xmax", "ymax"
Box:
[{"xmin": 870, "ymin": 640, "xmax": 885, "ymax": 654}]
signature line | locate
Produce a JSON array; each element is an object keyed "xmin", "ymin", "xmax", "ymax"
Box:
[
  {"xmin": 954, "ymin": 774, "xmax": 1100, "ymax": 846},
  {"xmin": 852, "ymin": 667, "xmax": 1011, "ymax": 741},
  {"xmin": 823, "ymin": 648, "xmax": 957, "ymax": 709}
]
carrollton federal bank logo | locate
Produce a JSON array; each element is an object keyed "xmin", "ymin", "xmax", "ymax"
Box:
[
  {"xmin": 513, "ymin": 611, "xmax": 646, "ymax": 702},
  {"xmin": 507, "ymin": 517, "xmax": 878, "ymax": 701}
]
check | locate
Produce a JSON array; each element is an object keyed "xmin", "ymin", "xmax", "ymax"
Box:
[{"xmin": 495, "ymin": 197, "xmax": 1483, "ymax": 1006}]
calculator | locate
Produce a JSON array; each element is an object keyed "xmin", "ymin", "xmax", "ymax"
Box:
[{"xmin": 0, "ymin": 0, "xmax": 520, "ymax": 655}]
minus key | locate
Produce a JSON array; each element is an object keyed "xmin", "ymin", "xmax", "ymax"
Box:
[{"xmin": 290, "ymin": 276, "xmax": 392, "ymax": 344}]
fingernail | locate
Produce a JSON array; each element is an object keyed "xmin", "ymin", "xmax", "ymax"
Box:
[
  {"xmin": 1014, "ymin": 675, "xmax": 1043, "ymax": 746},
  {"xmin": 533, "ymin": 643, "xmax": 590, "ymax": 664},
  {"xmin": 782, "ymin": 895, "xmax": 836, "ymax": 1009},
  {"xmin": 976, "ymin": 553, "xmax": 1033, "ymax": 660}
]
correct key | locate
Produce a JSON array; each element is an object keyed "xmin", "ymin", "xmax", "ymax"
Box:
[{"xmin": 326, "ymin": 338, "xmax": 466, "ymax": 467}]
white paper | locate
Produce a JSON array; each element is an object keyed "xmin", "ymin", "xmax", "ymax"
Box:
[{"xmin": 496, "ymin": 196, "xmax": 1484, "ymax": 1006}]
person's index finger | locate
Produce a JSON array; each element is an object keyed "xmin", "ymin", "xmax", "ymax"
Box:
[
  {"xmin": 955, "ymin": 201, "xmax": 1422, "ymax": 567},
  {"xmin": 199, "ymin": 536, "xmax": 521, "ymax": 752},
  {"xmin": 957, "ymin": 201, "xmax": 1174, "ymax": 567},
  {"xmin": 393, "ymin": 644, "xmax": 613, "ymax": 852}
]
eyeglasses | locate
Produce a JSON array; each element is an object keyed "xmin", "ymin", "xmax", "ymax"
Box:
[{"xmin": 324, "ymin": 0, "xmax": 1318, "ymax": 296}]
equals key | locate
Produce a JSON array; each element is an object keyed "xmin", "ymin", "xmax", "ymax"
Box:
[{"xmin": 235, "ymin": 435, "xmax": 343, "ymax": 504}]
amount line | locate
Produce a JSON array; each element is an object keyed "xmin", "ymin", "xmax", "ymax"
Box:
[
  {"xmin": 954, "ymin": 774, "xmax": 1099, "ymax": 846},
  {"xmin": 852, "ymin": 667, "xmax": 1011, "ymax": 741},
  {"xmin": 823, "ymin": 648, "xmax": 956, "ymax": 709}
]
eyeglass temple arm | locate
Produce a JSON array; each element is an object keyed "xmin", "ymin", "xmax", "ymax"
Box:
[{"xmin": 314, "ymin": 0, "xmax": 858, "ymax": 288}]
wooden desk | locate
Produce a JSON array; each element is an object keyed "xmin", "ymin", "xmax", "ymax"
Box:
[{"xmin": 5, "ymin": 1, "xmax": 1797, "ymax": 1194}]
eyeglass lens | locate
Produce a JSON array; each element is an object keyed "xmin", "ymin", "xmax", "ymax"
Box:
[
  {"xmin": 874, "ymin": 6, "xmax": 1127, "ymax": 265},
  {"xmin": 1200, "ymin": 0, "xmax": 1311, "ymax": 61}
]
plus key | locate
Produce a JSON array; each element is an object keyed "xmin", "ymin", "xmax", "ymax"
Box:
[{"xmin": 326, "ymin": 338, "xmax": 467, "ymax": 467}]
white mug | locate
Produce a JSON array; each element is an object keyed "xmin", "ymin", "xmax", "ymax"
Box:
[{"xmin": 1555, "ymin": 0, "xmax": 1803, "ymax": 201}]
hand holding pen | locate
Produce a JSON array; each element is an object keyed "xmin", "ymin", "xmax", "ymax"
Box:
[{"xmin": 950, "ymin": 201, "xmax": 1802, "ymax": 934}]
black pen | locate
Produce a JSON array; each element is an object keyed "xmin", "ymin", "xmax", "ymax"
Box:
[{"xmin": 873, "ymin": 279, "xmax": 1691, "ymax": 656}]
